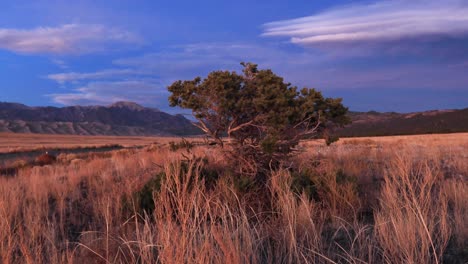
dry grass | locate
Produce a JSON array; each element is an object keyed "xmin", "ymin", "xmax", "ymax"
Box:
[
  {"xmin": 0, "ymin": 133, "xmax": 466, "ymax": 263},
  {"xmin": 0, "ymin": 133, "xmax": 197, "ymax": 153}
]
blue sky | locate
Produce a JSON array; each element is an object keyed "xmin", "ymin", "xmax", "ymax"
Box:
[{"xmin": 0, "ymin": 0, "xmax": 467, "ymax": 113}]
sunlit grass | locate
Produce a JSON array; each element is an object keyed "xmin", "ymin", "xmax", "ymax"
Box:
[{"xmin": 0, "ymin": 133, "xmax": 466, "ymax": 263}]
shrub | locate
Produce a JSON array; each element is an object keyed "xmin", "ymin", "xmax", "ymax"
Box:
[
  {"xmin": 168, "ymin": 139, "xmax": 194, "ymax": 152},
  {"xmin": 168, "ymin": 62, "xmax": 350, "ymax": 178},
  {"xmin": 35, "ymin": 153, "xmax": 57, "ymax": 166},
  {"xmin": 290, "ymin": 169, "xmax": 320, "ymax": 201},
  {"xmin": 128, "ymin": 158, "xmax": 220, "ymax": 216},
  {"xmin": 132, "ymin": 172, "xmax": 165, "ymax": 215},
  {"xmin": 11, "ymin": 159, "xmax": 28, "ymax": 169}
]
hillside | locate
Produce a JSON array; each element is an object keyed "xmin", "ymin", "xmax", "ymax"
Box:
[
  {"xmin": 0, "ymin": 102, "xmax": 200, "ymax": 136},
  {"xmin": 1, "ymin": 101, "xmax": 467, "ymax": 137},
  {"xmin": 338, "ymin": 108, "xmax": 468, "ymax": 137}
]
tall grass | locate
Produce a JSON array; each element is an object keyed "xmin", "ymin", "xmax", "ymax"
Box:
[
  {"xmin": 375, "ymin": 149, "xmax": 451, "ymax": 263},
  {"xmin": 0, "ymin": 135, "xmax": 466, "ymax": 263}
]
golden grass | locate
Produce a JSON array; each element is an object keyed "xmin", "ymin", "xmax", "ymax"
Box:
[
  {"xmin": 304, "ymin": 132, "xmax": 468, "ymax": 148},
  {"xmin": 0, "ymin": 132, "xmax": 194, "ymax": 153},
  {"xmin": 0, "ymin": 133, "xmax": 466, "ymax": 263}
]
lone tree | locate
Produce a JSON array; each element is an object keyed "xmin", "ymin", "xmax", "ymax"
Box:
[{"xmin": 168, "ymin": 63, "xmax": 349, "ymax": 177}]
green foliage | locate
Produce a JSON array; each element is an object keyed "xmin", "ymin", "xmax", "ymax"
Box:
[
  {"xmin": 168, "ymin": 138, "xmax": 194, "ymax": 152},
  {"xmin": 325, "ymin": 134, "xmax": 340, "ymax": 146},
  {"xmin": 290, "ymin": 169, "xmax": 358, "ymax": 202},
  {"xmin": 335, "ymin": 169, "xmax": 357, "ymax": 186},
  {"xmin": 232, "ymin": 173, "xmax": 257, "ymax": 193},
  {"xmin": 291, "ymin": 169, "xmax": 320, "ymax": 201},
  {"xmin": 131, "ymin": 172, "xmax": 165, "ymax": 215},
  {"xmin": 168, "ymin": 62, "xmax": 350, "ymax": 176},
  {"xmin": 260, "ymin": 135, "xmax": 279, "ymax": 155},
  {"xmin": 196, "ymin": 158, "xmax": 220, "ymax": 190},
  {"xmin": 126, "ymin": 158, "xmax": 221, "ymax": 216}
]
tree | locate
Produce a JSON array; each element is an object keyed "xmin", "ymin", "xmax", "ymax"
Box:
[{"xmin": 168, "ymin": 63, "xmax": 349, "ymax": 177}]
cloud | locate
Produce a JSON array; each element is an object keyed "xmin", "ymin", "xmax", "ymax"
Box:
[
  {"xmin": 50, "ymin": 42, "xmax": 319, "ymax": 109},
  {"xmin": 50, "ymin": 59, "xmax": 69, "ymax": 69},
  {"xmin": 257, "ymin": 0, "xmax": 468, "ymax": 94},
  {"xmin": 113, "ymin": 42, "xmax": 322, "ymax": 82},
  {"xmin": 49, "ymin": 40, "xmax": 468, "ymax": 112},
  {"xmin": 113, "ymin": 41, "xmax": 468, "ymax": 91},
  {"xmin": 287, "ymin": 64, "xmax": 468, "ymax": 90},
  {"xmin": 0, "ymin": 24, "xmax": 142, "ymax": 54},
  {"xmin": 262, "ymin": 0, "xmax": 468, "ymax": 46},
  {"xmin": 114, "ymin": 43, "xmax": 267, "ymax": 70},
  {"xmin": 47, "ymin": 69, "xmax": 147, "ymax": 84},
  {"xmin": 49, "ymin": 80, "xmax": 166, "ymax": 106}
]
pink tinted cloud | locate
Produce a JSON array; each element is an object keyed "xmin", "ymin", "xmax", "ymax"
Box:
[
  {"xmin": 49, "ymin": 80, "xmax": 164, "ymax": 106},
  {"xmin": 0, "ymin": 24, "xmax": 142, "ymax": 54},
  {"xmin": 47, "ymin": 69, "xmax": 147, "ymax": 84},
  {"xmin": 263, "ymin": 0, "xmax": 468, "ymax": 45}
]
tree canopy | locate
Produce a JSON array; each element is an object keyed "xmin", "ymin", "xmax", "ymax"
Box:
[{"xmin": 168, "ymin": 63, "xmax": 349, "ymax": 176}]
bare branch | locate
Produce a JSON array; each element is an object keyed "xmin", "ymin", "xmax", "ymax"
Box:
[
  {"xmin": 227, "ymin": 120, "xmax": 255, "ymax": 135},
  {"xmin": 192, "ymin": 120, "xmax": 224, "ymax": 147}
]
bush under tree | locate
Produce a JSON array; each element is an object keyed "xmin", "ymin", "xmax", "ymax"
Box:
[{"xmin": 168, "ymin": 62, "xmax": 349, "ymax": 178}]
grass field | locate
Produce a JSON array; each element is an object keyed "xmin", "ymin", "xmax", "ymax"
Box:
[
  {"xmin": 0, "ymin": 132, "xmax": 466, "ymax": 263},
  {"xmin": 0, "ymin": 133, "xmax": 189, "ymax": 153},
  {"xmin": 307, "ymin": 132, "xmax": 468, "ymax": 147},
  {"xmin": 1, "ymin": 132, "xmax": 466, "ymax": 153}
]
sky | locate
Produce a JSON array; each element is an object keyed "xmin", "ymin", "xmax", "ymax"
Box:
[{"xmin": 0, "ymin": 0, "xmax": 467, "ymax": 114}]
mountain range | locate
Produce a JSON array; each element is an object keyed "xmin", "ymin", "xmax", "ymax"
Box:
[
  {"xmin": 337, "ymin": 108, "xmax": 468, "ymax": 137},
  {"xmin": 0, "ymin": 101, "xmax": 199, "ymax": 136},
  {"xmin": 0, "ymin": 101, "xmax": 466, "ymax": 137}
]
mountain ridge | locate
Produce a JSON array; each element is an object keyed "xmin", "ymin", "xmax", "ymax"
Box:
[
  {"xmin": 0, "ymin": 101, "xmax": 466, "ymax": 137},
  {"xmin": 338, "ymin": 108, "xmax": 468, "ymax": 137},
  {"xmin": 0, "ymin": 101, "xmax": 199, "ymax": 136}
]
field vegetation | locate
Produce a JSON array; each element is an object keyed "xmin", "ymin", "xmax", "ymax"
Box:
[
  {"xmin": 0, "ymin": 133, "xmax": 466, "ymax": 263},
  {"xmin": 0, "ymin": 133, "xmax": 184, "ymax": 153}
]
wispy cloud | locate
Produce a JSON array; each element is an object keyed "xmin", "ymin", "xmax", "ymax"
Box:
[
  {"xmin": 49, "ymin": 40, "xmax": 468, "ymax": 111},
  {"xmin": 47, "ymin": 69, "xmax": 148, "ymax": 84},
  {"xmin": 50, "ymin": 59, "xmax": 69, "ymax": 69},
  {"xmin": 50, "ymin": 43, "xmax": 310, "ymax": 108},
  {"xmin": 113, "ymin": 42, "xmax": 321, "ymax": 81},
  {"xmin": 113, "ymin": 41, "xmax": 468, "ymax": 91},
  {"xmin": 0, "ymin": 24, "xmax": 142, "ymax": 54},
  {"xmin": 262, "ymin": 0, "xmax": 468, "ymax": 46},
  {"xmin": 49, "ymin": 80, "xmax": 165, "ymax": 106},
  {"xmin": 289, "ymin": 64, "xmax": 468, "ymax": 90},
  {"xmin": 113, "ymin": 43, "xmax": 269, "ymax": 71}
]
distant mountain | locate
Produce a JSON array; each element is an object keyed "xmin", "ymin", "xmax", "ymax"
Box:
[
  {"xmin": 337, "ymin": 108, "xmax": 468, "ymax": 137},
  {"xmin": 0, "ymin": 101, "xmax": 466, "ymax": 137},
  {"xmin": 0, "ymin": 102, "xmax": 201, "ymax": 136}
]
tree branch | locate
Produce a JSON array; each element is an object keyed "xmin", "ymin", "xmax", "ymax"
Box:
[{"xmin": 192, "ymin": 120, "xmax": 224, "ymax": 147}]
